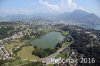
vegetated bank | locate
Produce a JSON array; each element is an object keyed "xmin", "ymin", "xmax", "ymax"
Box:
[{"xmin": 32, "ymin": 31, "xmax": 70, "ymax": 58}]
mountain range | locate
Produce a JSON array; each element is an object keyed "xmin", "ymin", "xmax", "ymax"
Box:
[{"xmin": 0, "ymin": 9, "xmax": 100, "ymax": 26}]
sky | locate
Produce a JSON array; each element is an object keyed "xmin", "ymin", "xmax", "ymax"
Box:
[{"xmin": 0, "ymin": 0, "xmax": 100, "ymax": 16}]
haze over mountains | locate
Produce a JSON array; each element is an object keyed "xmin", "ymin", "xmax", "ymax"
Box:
[
  {"xmin": 0, "ymin": 9, "xmax": 100, "ymax": 28},
  {"xmin": 59, "ymin": 10, "xmax": 100, "ymax": 22}
]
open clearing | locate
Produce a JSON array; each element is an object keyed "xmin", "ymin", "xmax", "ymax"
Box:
[
  {"xmin": 17, "ymin": 46, "xmax": 39, "ymax": 61},
  {"xmin": 5, "ymin": 40, "xmax": 25, "ymax": 52}
]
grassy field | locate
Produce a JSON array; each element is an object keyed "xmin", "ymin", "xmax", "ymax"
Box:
[
  {"xmin": 5, "ymin": 40, "xmax": 25, "ymax": 52},
  {"xmin": 55, "ymin": 41, "xmax": 70, "ymax": 59},
  {"xmin": 61, "ymin": 31, "xmax": 69, "ymax": 36},
  {"xmin": 55, "ymin": 53, "xmax": 67, "ymax": 59},
  {"xmin": 17, "ymin": 46, "xmax": 39, "ymax": 60},
  {"xmin": 62, "ymin": 42, "xmax": 70, "ymax": 48},
  {"xmin": 48, "ymin": 64, "xmax": 54, "ymax": 66},
  {"xmin": 42, "ymin": 29, "xmax": 54, "ymax": 34},
  {"xmin": 7, "ymin": 60, "xmax": 32, "ymax": 66},
  {"xmin": 5, "ymin": 39, "xmax": 39, "ymax": 61}
]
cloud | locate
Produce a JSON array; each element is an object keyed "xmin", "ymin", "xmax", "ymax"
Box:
[
  {"xmin": 39, "ymin": 0, "xmax": 60, "ymax": 12},
  {"xmin": 60, "ymin": 0, "xmax": 77, "ymax": 12},
  {"xmin": 39, "ymin": 0, "xmax": 78, "ymax": 13},
  {"xmin": 0, "ymin": 0, "xmax": 85, "ymax": 15}
]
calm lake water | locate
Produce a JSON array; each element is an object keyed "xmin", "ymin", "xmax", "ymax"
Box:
[{"xmin": 32, "ymin": 32, "xmax": 64, "ymax": 49}]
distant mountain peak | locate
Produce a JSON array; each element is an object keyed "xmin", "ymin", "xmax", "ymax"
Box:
[
  {"xmin": 72, "ymin": 9, "xmax": 89, "ymax": 15},
  {"xmin": 58, "ymin": 9, "xmax": 100, "ymax": 23},
  {"xmin": 73, "ymin": 9, "xmax": 87, "ymax": 12},
  {"xmin": 0, "ymin": 9, "xmax": 100, "ymax": 25}
]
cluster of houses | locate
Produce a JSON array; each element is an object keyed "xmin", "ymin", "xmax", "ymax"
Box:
[
  {"xmin": 0, "ymin": 43, "xmax": 9, "ymax": 60},
  {"xmin": 0, "ymin": 21, "xmax": 63, "ymax": 61}
]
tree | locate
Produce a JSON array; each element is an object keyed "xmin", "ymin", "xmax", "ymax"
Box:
[
  {"xmin": 32, "ymin": 48, "xmax": 56, "ymax": 58},
  {"xmin": 0, "ymin": 59, "xmax": 5, "ymax": 65}
]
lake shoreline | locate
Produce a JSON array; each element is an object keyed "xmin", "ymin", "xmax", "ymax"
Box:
[{"xmin": 31, "ymin": 31, "xmax": 65, "ymax": 49}]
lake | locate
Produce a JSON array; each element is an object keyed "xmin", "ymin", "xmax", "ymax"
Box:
[{"xmin": 32, "ymin": 32, "xmax": 64, "ymax": 49}]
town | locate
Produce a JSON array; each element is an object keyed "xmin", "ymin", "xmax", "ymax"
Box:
[{"xmin": 0, "ymin": 21, "xmax": 100, "ymax": 66}]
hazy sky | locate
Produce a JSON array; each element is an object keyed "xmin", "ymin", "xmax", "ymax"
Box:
[{"xmin": 0, "ymin": 0, "xmax": 100, "ymax": 16}]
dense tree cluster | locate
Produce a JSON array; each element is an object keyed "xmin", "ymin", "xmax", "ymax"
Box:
[
  {"xmin": 32, "ymin": 48, "xmax": 56, "ymax": 58},
  {"xmin": 0, "ymin": 59, "xmax": 5, "ymax": 66},
  {"xmin": 0, "ymin": 27, "xmax": 14, "ymax": 39},
  {"xmin": 70, "ymin": 30, "xmax": 100, "ymax": 66},
  {"xmin": 32, "ymin": 40, "xmax": 65, "ymax": 58},
  {"xmin": 55, "ymin": 43, "xmax": 62, "ymax": 50},
  {"xmin": 21, "ymin": 34, "xmax": 30, "ymax": 40}
]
